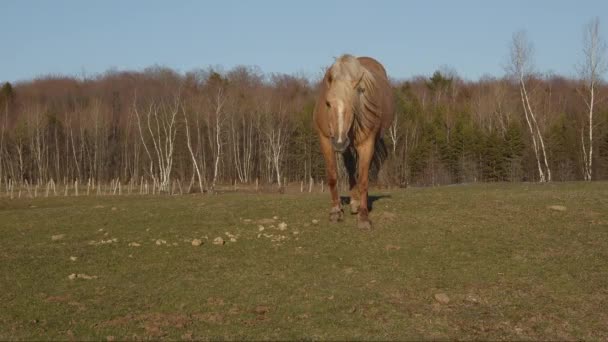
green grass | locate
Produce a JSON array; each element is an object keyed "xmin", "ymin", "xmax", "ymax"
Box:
[{"xmin": 1, "ymin": 182, "xmax": 607, "ymax": 340}]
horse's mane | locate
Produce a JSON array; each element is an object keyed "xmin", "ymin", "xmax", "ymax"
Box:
[
  {"xmin": 329, "ymin": 55, "xmax": 387, "ymax": 177},
  {"xmin": 329, "ymin": 55, "xmax": 381, "ymax": 140}
]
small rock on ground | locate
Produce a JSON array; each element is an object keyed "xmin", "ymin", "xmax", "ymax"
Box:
[
  {"xmin": 434, "ymin": 293, "xmax": 450, "ymax": 304},
  {"xmin": 465, "ymin": 294, "xmax": 481, "ymax": 304},
  {"xmin": 548, "ymin": 205, "xmax": 567, "ymax": 212},
  {"xmin": 278, "ymin": 222, "xmax": 287, "ymax": 230},
  {"xmin": 385, "ymin": 244, "xmax": 401, "ymax": 251},
  {"xmin": 51, "ymin": 234, "xmax": 65, "ymax": 241},
  {"xmin": 312, "ymin": 219, "xmax": 319, "ymax": 225},
  {"xmin": 191, "ymin": 239, "xmax": 203, "ymax": 247},
  {"xmin": 68, "ymin": 273, "xmax": 97, "ymax": 280},
  {"xmin": 128, "ymin": 242, "xmax": 141, "ymax": 247},
  {"xmin": 253, "ymin": 305, "xmax": 269, "ymax": 315},
  {"xmin": 213, "ymin": 237, "xmax": 225, "ymax": 245}
]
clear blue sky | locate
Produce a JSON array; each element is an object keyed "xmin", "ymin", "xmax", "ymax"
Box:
[{"xmin": 1, "ymin": 0, "xmax": 607, "ymax": 83}]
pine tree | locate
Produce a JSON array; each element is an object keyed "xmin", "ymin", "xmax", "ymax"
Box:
[{"xmin": 504, "ymin": 123, "xmax": 525, "ymax": 181}]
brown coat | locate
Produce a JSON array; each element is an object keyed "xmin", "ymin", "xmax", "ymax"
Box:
[{"xmin": 313, "ymin": 56, "xmax": 394, "ymax": 145}]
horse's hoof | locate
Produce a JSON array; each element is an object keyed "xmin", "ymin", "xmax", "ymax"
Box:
[
  {"xmin": 357, "ymin": 219, "xmax": 372, "ymax": 230},
  {"xmin": 350, "ymin": 200, "xmax": 359, "ymax": 214},
  {"xmin": 329, "ymin": 207, "xmax": 344, "ymax": 223}
]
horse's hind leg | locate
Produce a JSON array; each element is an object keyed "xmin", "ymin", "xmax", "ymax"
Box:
[
  {"xmin": 343, "ymin": 148, "xmax": 359, "ymax": 214},
  {"xmin": 320, "ymin": 136, "xmax": 343, "ymax": 222}
]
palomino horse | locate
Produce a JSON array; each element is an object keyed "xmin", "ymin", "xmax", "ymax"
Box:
[{"xmin": 313, "ymin": 55, "xmax": 394, "ymax": 229}]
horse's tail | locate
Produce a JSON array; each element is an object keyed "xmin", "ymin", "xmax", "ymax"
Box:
[{"xmin": 369, "ymin": 137, "xmax": 388, "ymax": 180}]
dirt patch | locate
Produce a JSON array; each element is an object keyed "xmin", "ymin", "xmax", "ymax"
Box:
[
  {"xmin": 44, "ymin": 295, "xmax": 71, "ymax": 303},
  {"xmin": 102, "ymin": 314, "xmax": 138, "ymax": 327},
  {"xmin": 207, "ymin": 297, "xmax": 225, "ymax": 306},
  {"xmin": 253, "ymin": 305, "xmax": 269, "ymax": 315},
  {"xmin": 192, "ymin": 312, "xmax": 225, "ymax": 324},
  {"xmin": 102, "ymin": 312, "xmax": 193, "ymax": 337}
]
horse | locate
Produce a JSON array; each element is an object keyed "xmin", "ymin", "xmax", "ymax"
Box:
[{"xmin": 313, "ymin": 55, "xmax": 394, "ymax": 229}]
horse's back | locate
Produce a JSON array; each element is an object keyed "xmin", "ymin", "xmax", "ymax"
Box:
[
  {"xmin": 357, "ymin": 57, "xmax": 388, "ymax": 79},
  {"xmin": 357, "ymin": 57, "xmax": 394, "ymax": 133}
]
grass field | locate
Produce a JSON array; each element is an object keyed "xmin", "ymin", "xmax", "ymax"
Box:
[{"xmin": 1, "ymin": 182, "xmax": 607, "ymax": 340}]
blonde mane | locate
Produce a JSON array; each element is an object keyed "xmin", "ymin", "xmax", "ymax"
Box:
[{"xmin": 329, "ymin": 55, "xmax": 381, "ymax": 140}]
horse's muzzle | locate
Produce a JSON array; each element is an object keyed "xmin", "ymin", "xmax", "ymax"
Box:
[{"xmin": 331, "ymin": 136, "xmax": 350, "ymax": 153}]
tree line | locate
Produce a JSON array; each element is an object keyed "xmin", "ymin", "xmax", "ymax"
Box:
[{"xmin": 0, "ymin": 26, "xmax": 606, "ymax": 193}]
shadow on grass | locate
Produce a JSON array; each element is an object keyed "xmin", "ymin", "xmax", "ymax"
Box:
[{"xmin": 340, "ymin": 194, "xmax": 391, "ymax": 212}]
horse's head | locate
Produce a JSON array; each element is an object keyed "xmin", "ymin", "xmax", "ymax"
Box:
[{"xmin": 324, "ymin": 55, "xmax": 371, "ymax": 152}]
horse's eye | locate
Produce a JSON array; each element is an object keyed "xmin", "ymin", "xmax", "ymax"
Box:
[{"xmin": 325, "ymin": 101, "xmax": 331, "ymax": 108}]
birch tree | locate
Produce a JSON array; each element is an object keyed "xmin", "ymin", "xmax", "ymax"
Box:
[
  {"xmin": 203, "ymin": 72, "xmax": 228, "ymax": 190},
  {"xmin": 183, "ymin": 105, "xmax": 206, "ymax": 193},
  {"xmin": 0, "ymin": 83, "xmax": 12, "ymax": 185},
  {"xmin": 261, "ymin": 101, "xmax": 291, "ymax": 187},
  {"xmin": 577, "ymin": 17, "xmax": 607, "ymax": 181},
  {"xmin": 508, "ymin": 31, "xmax": 551, "ymax": 182},
  {"xmin": 211, "ymin": 86, "xmax": 227, "ymax": 190},
  {"xmin": 134, "ymin": 93, "xmax": 180, "ymax": 192},
  {"xmin": 388, "ymin": 115, "xmax": 400, "ymax": 156}
]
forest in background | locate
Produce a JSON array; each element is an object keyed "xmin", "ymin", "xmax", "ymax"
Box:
[{"xmin": 0, "ymin": 28, "xmax": 606, "ymax": 193}]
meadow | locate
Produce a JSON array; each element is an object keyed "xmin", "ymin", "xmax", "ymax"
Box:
[{"xmin": 1, "ymin": 182, "xmax": 607, "ymax": 340}]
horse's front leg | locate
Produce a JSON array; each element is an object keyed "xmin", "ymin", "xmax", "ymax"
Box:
[
  {"xmin": 348, "ymin": 173, "xmax": 360, "ymax": 215},
  {"xmin": 319, "ymin": 135, "xmax": 343, "ymax": 222},
  {"xmin": 355, "ymin": 138, "xmax": 374, "ymax": 229}
]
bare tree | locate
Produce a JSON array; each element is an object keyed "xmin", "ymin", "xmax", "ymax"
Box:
[
  {"xmin": 261, "ymin": 103, "xmax": 291, "ymax": 188},
  {"xmin": 134, "ymin": 93, "xmax": 180, "ymax": 192},
  {"xmin": 183, "ymin": 105, "xmax": 206, "ymax": 194},
  {"xmin": 207, "ymin": 80, "xmax": 227, "ymax": 190},
  {"xmin": 577, "ymin": 17, "xmax": 607, "ymax": 181},
  {"xmin": 0, "ymin": 89, "xmax": 8, "ymax": 186},
  {"xmin": 388, "ymin": 115, "xmax": 399, "ymax": 156},
  {"xmin": 508, "ymin": 31, "xmax": 551, "ymax": 182}
]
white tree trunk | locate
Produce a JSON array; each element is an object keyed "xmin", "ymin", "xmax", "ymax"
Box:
[
  {"xmin": 134, "ymin": 95, "xmax": 179, "ymax": 192},
  {"xmin": 519, "ymin": 80, "xmax": 547, "ymax": 182},
  {"xmin": 184, "ymin": 108, "xmax": 205, "ymax": 194},
  {"xmin": 211, "ymin": 87, "xmax": 226, "ymax": 190},
  {"xmin": 388, "ymin": 116, "xmax": 399, "ymax": 156},
  {"xmin": 579, "ymin": 18, "xmax": 606, "ymax": 181},
  {"xmin": 510, "ymin": 31, "xmax": 551, "ymax": 182}
]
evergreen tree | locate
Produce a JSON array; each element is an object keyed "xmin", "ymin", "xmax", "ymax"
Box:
[{"xmin": 504, "ymin": 123, "xmax": 525, "ymax": 181}]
